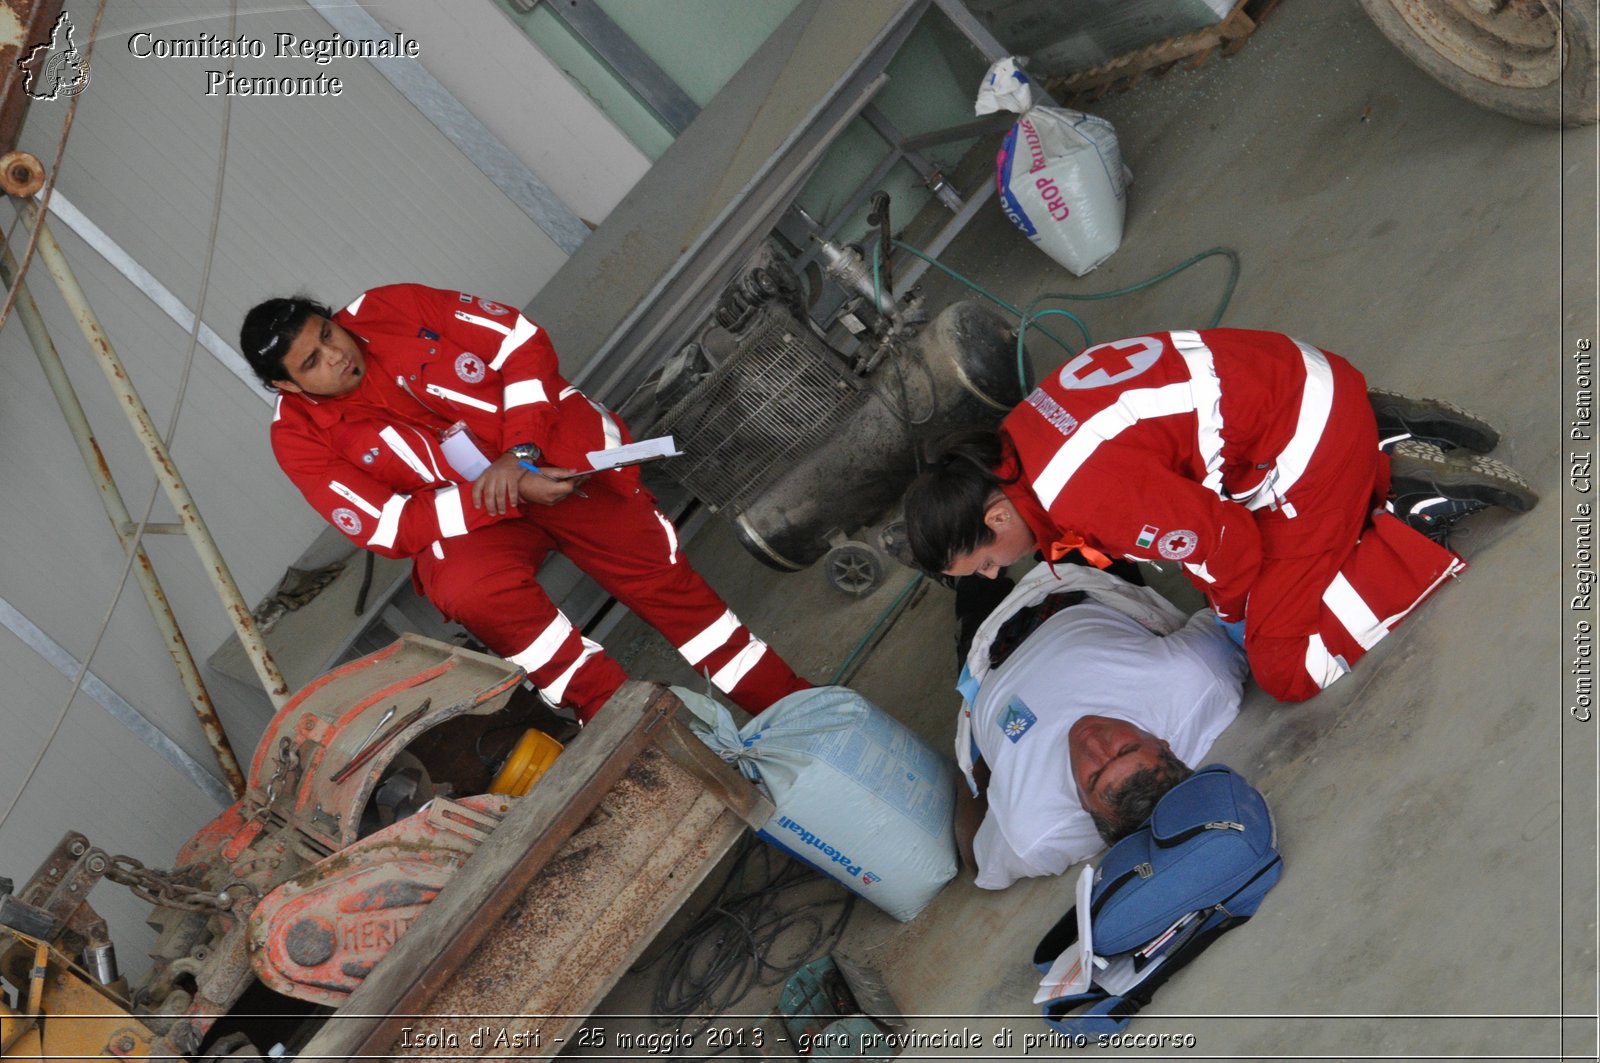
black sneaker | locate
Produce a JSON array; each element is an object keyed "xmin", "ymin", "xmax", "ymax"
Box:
[
  {"xmin": 1388, "ymin": 441, "xmax": 1538, "ymax": 541},
  {"xmin": 1368, "ymin": 388, "xmax": 1501, "ymax": 454}
]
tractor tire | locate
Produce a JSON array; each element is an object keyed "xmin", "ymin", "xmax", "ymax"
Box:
[{"xmin": 1358, "ymin": 0, "xmax": 1597, "ymax": 127}]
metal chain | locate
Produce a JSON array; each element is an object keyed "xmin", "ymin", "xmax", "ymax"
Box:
[
  {"xmin": 263, "ymin": 735, "xmax": 300, "ymax": 807},
  {"xmin": 104, "ymin": 854, "xmax": 254, "ymax": 914}
]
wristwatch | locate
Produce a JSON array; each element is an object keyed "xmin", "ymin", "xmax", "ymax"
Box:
[{"xmin": 506, "ymin": 442, "xmax": 542, "ymax": 464}]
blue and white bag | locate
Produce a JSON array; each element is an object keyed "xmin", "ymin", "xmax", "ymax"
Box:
[
  {"xmin": 677, "ymin": 686, "xmax": 958, "ymax": 922},
  {"xmin": 1032, "ymin": 765, "xmax": 1281, "ymax": 1035}
]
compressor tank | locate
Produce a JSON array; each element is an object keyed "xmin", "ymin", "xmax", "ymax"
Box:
[{"xmin": 730, "ymin": 300, "xmax": 1025, "ymax": 571}]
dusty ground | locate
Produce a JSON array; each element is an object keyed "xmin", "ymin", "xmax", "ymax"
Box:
[{"xmin": 586, "ymin": 1, "xmax": 1597, "ymax": 1059}]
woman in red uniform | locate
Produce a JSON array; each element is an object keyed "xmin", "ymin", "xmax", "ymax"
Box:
[
  {"xmin": 242, "ymin": 283, "xmax": 811, "ymax": 723},
  {"xmin": 903, "ymin": 328, "xmax": 1536, "ymax": 701}
]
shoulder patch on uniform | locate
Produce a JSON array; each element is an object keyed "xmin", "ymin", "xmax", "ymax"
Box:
[
  {"xmin": 1058, "ymin": 336, "xmax": 1164, "ymax": 389},
  {"xmin": 998, "ymin": 696, "xmax": 1037, "ymax": 743},
  {"xmin": 476, "ymin": 298, "xmax": 510, "ymax": 316},
  {"xmin": 1157, "ymin": 529, "xmax": 1198, "ymax": 560},
  {"xmin": 1135, "ymin": 524, "xmax": 1159, "ymax": 549},
  {"xmin": 332, "ymin": 507, "xmax": 363, "ymax": 536}
]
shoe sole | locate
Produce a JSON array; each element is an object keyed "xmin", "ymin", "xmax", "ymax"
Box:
[
  {"xmin": 1368, "ymin": 388, "xmax": 1501, "ymax": 454},
  {"xmin": 1388, "ymin": 440, "xmax": 1539, "ymax": 513}
]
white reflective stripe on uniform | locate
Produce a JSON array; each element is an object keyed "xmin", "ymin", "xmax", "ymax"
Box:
[
  {"xmin": 1184, "ymin": 559, "xmax": 1218, "ymax": 584},
  {"xmin": 655, "ymin": 510, "xmax": 679, "ymax": 566},
  {"xmin": 1303, "ymin": 633, "xmax": 1350, "ymax": 690},
  {"xmin": 559, "ymin": 385, "xmax": 579, "ymax": 399},
  {"xmin": 329, "ymin": 480, "xmax": 382, "ymax": 517},
  {"xmin": 1032, "ymin": 383, "xmax": 1197, "ymax": 508},
  {"xmin": 344, "ymin": 293, "xmax": 365, "ymax": 316},
  {"xmin": 1170, "ymin": 331, "xmax": 1226, "ymax": 496},
  {"xmin": 454, "ymin": 310, "xmax": 539, "ymax": 371},
  {"xmin": 368, "ymin": 494, "xmax": 406, "ymax": 550},
  {"xmin": 679, "ymin": 610, "xmax": 740, "ymax": 666},
  {"xmin": 431, "ymin": 541, "xmax": 445, "ymax": 559},
  {"xmin": 541, "ymin": 638, "xmax": 604, "ymax": 704},
  {"xmin": 1251, "ymin": 340, "xmax": 1335, "ymax": 508},
  {"xmin": 1322, "ymin": 572, "xmax": 1387, "ymax": 650},
  {"xmin": 503, "ymin": 378, "xmax": 549, "ymax": 410},
  {"xmin": 712, "ymin": 638, "xmax": 769, "ymax": 693},
  {"xmin": 432, "ymin": 485, "xmax": 468, "ymax": 538},
  {"xmin": 509, "ymin": 613, "xmax": 576, "ymax": 674},
  {"xmin": 380, "ymin": 426, "xmax": 434, "ymax": 482},
  {"xmin": 588, "ymin": 399, "xmax": 622, "ymax": 451},
  {"xmin": 273, "ymin": 395, "xmax": 283, "ymax": 422},
  {"xmin": 425, "ymin": 383, "xmax": 498, "ymax": 412}
]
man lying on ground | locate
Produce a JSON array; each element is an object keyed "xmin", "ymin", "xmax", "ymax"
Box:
[{"xmin": 951, "ymin": 562, "xmax": 1248, "ymax": 890}]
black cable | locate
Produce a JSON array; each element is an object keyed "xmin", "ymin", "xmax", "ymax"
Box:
[{"xmin": 628, "ymin": 836, "xmax": 856, "ymax": 1056}]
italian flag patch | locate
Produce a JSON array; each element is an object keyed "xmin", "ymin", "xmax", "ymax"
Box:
[{"xmin": 1136, "ymin": 525, "xmax": 1158, "ymax": 549}]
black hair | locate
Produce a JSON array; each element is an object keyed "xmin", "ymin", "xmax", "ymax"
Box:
[
  {"xmin": 1088, "ymin": 748, "xmax": 1193, "ymax": 845},
  {"xmin": 902, "ymin": 428, "xmax": 1017, "ymax": 573},
  {"xmin": 240, "ymin": 295, "xmax": 334, "ymax": 389}
]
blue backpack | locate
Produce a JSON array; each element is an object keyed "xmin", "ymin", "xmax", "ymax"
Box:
[{"xmin": 1032, "ymin": 764, "xmax": 1282, "ymax": 1036}]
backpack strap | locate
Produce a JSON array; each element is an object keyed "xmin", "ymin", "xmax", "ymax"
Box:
[{"xmin": 1042, "ymin": 991, "xmax": 1137, "ymax": 1037}]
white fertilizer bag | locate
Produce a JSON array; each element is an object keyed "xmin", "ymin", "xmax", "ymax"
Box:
[
  {"xmin": 677, "ymin": 685, "xmax": 957, "ymax": 922},
  {"xmin": 977, "ymin": 57, "xmax": 1128, "ymax": 275}
]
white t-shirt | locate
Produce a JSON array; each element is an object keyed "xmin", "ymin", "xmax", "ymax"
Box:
[{"xmin": 971, "ymin": 600, "xmax": 1247, "ymax": 890}]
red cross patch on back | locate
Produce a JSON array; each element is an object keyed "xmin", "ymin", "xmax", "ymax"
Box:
[{"xmin": 1057, "ymin": 336, "xmax": 1163, "ymax": 389}]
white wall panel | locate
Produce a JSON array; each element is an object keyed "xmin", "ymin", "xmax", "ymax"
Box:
[{"xmin": 0, "ymin": 0, "xmax": 569, "ymax": 970}]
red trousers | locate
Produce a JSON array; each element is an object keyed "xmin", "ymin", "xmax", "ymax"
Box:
[
  {"xmin": 413, "ymin": 480, "xmax": 811, "ymax": 723},
  {"xmin": 1241, "ymin": 357, "xmax": 1465, "ymax": 700}
]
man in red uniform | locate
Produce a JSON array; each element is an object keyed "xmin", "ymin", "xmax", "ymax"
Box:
[
  {"xmin": 242, "ymin": 283, "xmax": 811, "ymax": 723},
  {"xmin": 903, "ymin": 328, "xmax": 1536, "ymax": 701}
]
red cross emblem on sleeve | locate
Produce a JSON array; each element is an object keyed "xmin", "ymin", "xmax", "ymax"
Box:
[{"xmin": 1058, "ymin": 336, "xmax": 1164, "ymax": 389}]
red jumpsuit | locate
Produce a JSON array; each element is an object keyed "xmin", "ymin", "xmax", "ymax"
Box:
[
  {"xmin": 270, "ymin": 283, "xmax": 810, "ymax": 722},
  {"xmin": 998, "ymin": 328, "xmax": 1465, "ymax": 701}
]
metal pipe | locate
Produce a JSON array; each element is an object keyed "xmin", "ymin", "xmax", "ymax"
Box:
[
  {"xmin": 20, "ymin": 201, "xmax": 291, "ymax": 712},
  {"xmin": 0, "ymin": 249, "xmax": 246, "ymax": 797}
]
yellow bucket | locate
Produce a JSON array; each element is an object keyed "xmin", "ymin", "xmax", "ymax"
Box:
[{"xmin": 489, "ymin": 728, "xmax": 564, "ymax": 796}]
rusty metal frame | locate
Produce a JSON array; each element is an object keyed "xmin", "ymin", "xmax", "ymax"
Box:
[
  {"xmin": 0, "ymin": 198, "xmax": 293, "ymax": 797},
  {"xmin": 0, "ymin": 0, "xmax": 271, "ymax": 797}
]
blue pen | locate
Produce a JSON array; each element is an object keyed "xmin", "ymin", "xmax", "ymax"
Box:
[{"xmin": 519, "ymin": 458, "xmax": 587, "ymax": 498}]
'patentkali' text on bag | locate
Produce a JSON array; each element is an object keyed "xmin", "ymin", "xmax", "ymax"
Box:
[{"xmin": 678, "ymin": 685, "xmax": 957, "ymax": 922}]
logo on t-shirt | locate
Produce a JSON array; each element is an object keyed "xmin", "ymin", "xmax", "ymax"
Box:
[
  {"xmin": 477, "ymin": 298, "xmax": 511, "ymax": 316},
  {"xmin": 999, "ymin": 696, "xmax": 1037, "ymax": 743},
  {"xmin": 331, "ymin": 507, "xmax": 363, "ymax": 536}
]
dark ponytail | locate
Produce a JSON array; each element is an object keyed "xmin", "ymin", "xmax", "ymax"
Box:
[{"xmin": 902, "ymin": 428, "xmax": 1015, "ymax": 573}]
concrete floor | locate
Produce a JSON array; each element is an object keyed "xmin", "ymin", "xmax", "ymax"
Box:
[{"xmin": 594, "ymin": 2, "xmax": 1598, "ymax": 1058}]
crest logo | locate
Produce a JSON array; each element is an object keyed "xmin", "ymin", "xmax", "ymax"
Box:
[
  {"xmin": 476, "ymin": 298, "xmax": 510, "ymax": 316},
  {"xmin": 998, "ymin": 697, "xmax": 1037, "ymax": 743},
  {"xmin": 1157, "ymin": 529, "xmax": 1198, "ymax": 560},
  {"xmin": 455, "ymin": 352, "xmax": 486, "ymax": 383},
  {"xmin": 20, "ymin": 12, "xmax": 91, "ymax": 101},
  {"xmin": 332, "ymin": 507, "xmax": 363, "ymax": 535}
]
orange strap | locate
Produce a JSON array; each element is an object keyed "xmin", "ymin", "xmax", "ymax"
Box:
[{"xmin": 1047, "ymin": 534, "xmax": 1114, "ymax": 570}]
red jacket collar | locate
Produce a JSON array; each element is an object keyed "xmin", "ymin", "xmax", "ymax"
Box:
[{"xmin": 996, "ymin": 431, "xmax": 1113, "ymax": 570}]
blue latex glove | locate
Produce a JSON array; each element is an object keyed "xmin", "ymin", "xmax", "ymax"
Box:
[{"xmin": 1217, "ymin": 617, "xmax": 1247, "ymax": 649}]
